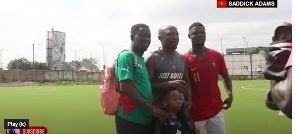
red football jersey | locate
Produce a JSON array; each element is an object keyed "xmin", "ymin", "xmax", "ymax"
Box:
[
  {"xmin": 183, "ymin": 48, "xmax": 228, "ymax": 121},
  {"xmin": 285, "ymin": 52, "xmax": 292, "ymax": 70}
]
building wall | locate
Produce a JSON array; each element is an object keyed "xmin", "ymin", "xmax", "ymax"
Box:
[
  {"xmin": 226, "ymin": 47, "xmax": 256, "ymax": 55},
  {"xmin": 224, "ymin": 53, "xmax": 265, "ymax": 79}
]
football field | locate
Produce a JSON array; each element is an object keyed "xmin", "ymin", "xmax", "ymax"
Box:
[{"xmin": 0, "ymin": 80, "xmax": 292, "ymax": 134}]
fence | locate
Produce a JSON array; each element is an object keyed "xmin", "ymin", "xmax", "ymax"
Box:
[
  {"xmin": 0, "ymin": 54, "xmax": 266, "ymax": 82},
  {"xmin": 224, "ymin": 53, "xmax": 266, "ymax": 80},
  {"xmin": 0, "ymin": 70, "xmax": 103, "ymax": 82}
]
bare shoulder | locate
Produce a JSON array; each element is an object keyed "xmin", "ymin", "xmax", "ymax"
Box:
[
  {"xmin": 175, "ymin": 51, "xmax": 189, "ymax": 67},
  {"xmin": 145, "ymin": 52, "xmax": 156, "ymax": 64},
  {"xmin": 175, "ymin": 51, "xmax": 189, "ymax": 59},
  {"xmin": 146, "ymin": 52, "xmax": 155, "ymax": 58}
]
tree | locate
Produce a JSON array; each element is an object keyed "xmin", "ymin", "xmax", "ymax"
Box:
[
  {"xmin": 7, "ymin": 57, "xmax": 31, "ymax": 71},
  {"xmin": 7, "ymin": 57, "xmax": 100, "ymax": 71},
  {"xmin": 7, "ymin": 58, "xmax": 50, "ymax": 71},
  {"xmin": 81, "ymin": 58, "xmax": 100, "ymax": 72},
  {"xmin": 62, "ymin": 61, "xmax": 83, "ymax": 71},
  {"xmin": 62, "ymin": 62, "xmax": 74, "ymax": 70},
  {"xmin": 31, "ymin": 62, "xmax": 50, "ymax": 70},
  {"xmin": 61, "ymin": 58, "xmax": 99, "ymax": 71},
  {"xmin": 248, "ymin": 46, "xmax": 270, "ymax": 54}
]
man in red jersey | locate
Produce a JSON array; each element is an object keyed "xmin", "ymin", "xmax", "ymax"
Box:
[{"xmin": 183, "ymin": 22, "xmax": 233, "ymax": 134}]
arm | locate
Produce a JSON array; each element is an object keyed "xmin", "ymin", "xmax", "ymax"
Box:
[
  {"xmin": 221, "ymin": 74, "xmax": 233, "ymax": 96},
  {"xmin": 219, "ymin": 54, "xmax": 233, "ymax": 96},
  {"xmin": 145, "ymin": 53, "xmax": 170, "ymax": 91},
  {"xmin": 271, "ymin": 54, "xmax": 292, "ymax": 119},
  {"xmin": 120, "ymin": 80, "xmax": 155, "ymax": 111},
  {"xmin": 271, "ymin": 67, "xmax": 292, "ymax": 119},
  {"xmin": 154, "ymin": 118, "xmax": 163, "ymax": 134},
  {"xmin": 118, "ymin": 52, "xmax": 154, "ymax": 112},
  {"xmin": 183, "ymin": 56, "xmax": 192, "ymax": 101}
]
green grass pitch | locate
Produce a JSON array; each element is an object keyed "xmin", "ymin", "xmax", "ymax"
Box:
[{"xmin": 0, "ymin": 80, "xmax": 291, "ymax": 134}]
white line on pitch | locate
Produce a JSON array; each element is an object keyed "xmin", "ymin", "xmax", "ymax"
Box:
[
  {"xmin": 241, "ymin": 84, "xmax": 268, "ymax": 90},
  {"xmin": 278, "ymin": 111, "xmax": 285, "ymax": 116}
]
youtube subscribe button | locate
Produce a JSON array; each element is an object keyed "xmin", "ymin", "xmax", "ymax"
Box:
[{"xmin": 5, "ymin": 126, "xmax": 48, "ymax": 134}]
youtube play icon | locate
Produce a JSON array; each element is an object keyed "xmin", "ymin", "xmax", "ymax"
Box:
[{"xmin": 217, "ymin": 0, "xmax": 227, "ymax": 8}]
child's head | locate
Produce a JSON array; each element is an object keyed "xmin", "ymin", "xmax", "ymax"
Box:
[{"xmin": 158, "ymin": 86, "xmax": 182, "ymax": 112}]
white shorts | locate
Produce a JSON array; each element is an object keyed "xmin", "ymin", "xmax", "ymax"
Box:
[{"xmin": 194, "ymin": 110, "xmax": 226, "ymax": 134}]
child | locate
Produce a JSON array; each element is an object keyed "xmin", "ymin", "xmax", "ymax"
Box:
[{"xmin": 155, "ymin": 86, "xmax": 186, "ymax": 134}]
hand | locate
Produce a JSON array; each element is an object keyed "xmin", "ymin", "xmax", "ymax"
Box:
[
  {"xmin": 222, "ymin": 94, "xmax": 233, "ymax": 110},
  {"xmin": 168, "ymin": 80, "xmax": 187, "ymax": 93},
  {"xmin": 185, "ymin": 100, "xmax": 192, "ymax": 109},
  {"xmin": 188, "ymin": 128, "xmax": 201, "ymax": 134},
  {"xmin": 152, "ymin": 108, "xmax": 172, "ymax": 124},
  {"xmin": 190, "ymin": 130, "xmax": 201, "ymax": 134}
]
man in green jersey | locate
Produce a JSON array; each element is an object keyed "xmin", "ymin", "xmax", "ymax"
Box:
[{"xmin": 115, "ymin": 23, "xmax": 171, "ymax": 134}]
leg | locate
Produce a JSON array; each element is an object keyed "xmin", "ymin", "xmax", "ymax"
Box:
[
  {"xmin": 205, "ymin": 111, "xmax": 226, "ymax": 134},
  {"xmin": 134, "ymin": 123, "xmax": 151, "ymax": 134},
  {"xmin": 115, "ymin": 115, "xmax": 135, "ymax": 134},
  {"xmin": 194, "ymin": 120, "xmax": 207, "ymax": 134},
  {"xmin": 115, "ymin": 115, "xmax": 151, "ymax": 134},
  {"xmin": 149, "ymin": 116, "xmax": 157, "ymax": 134}
]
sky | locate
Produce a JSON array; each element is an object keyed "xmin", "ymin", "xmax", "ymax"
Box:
[{"xmin": 0, "ymin": 0, "xmax": 293, "ymax": 69}]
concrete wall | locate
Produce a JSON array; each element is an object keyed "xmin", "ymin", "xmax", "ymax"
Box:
[
  {"xmin": 0, "ymin": 70, "xmax": 264, "ymax": 82},
  {"xmin": 1, "ymin": 54, "xmax": 266, "ymax": 82},
  {"xmin": 224, "ymin": 54, "xmax": 265, "ymax": 76},
  {"xmin": 0, "ymin": 70, "xmax": 102, "ymax": 82}
]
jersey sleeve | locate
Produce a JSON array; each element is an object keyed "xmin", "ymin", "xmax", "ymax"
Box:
[
  {"xmin": 285, "ymin": 52, "xmax": 292, "ymax": 70},
  {"xmin": 116, "ymin": 51, "xmax": 136, "ymax": 81},
  {"xmin": 155, "ymin": 118, "xmax": 164, "ymax": 133},
  {"xmin": 218, "ymin": 53, "xmax": 228, "ymax": 75}
]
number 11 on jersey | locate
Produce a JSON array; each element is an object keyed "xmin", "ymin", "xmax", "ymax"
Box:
[{"xmin": 194, "ymin": 72, "xmax": 200, "ymax": 82}]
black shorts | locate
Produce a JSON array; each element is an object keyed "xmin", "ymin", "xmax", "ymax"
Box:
[{"xmin": 115, "ymin": 115, "xmax": 153, "ymax": 134}]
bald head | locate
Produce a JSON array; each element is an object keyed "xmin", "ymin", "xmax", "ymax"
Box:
[
  {"xmin": 158, "ymin": 25, "xmax": 179, "ymax": 50},
  {"xmin": 158, "ymin": 25, "xmax": 178, "ymax": 36}
]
